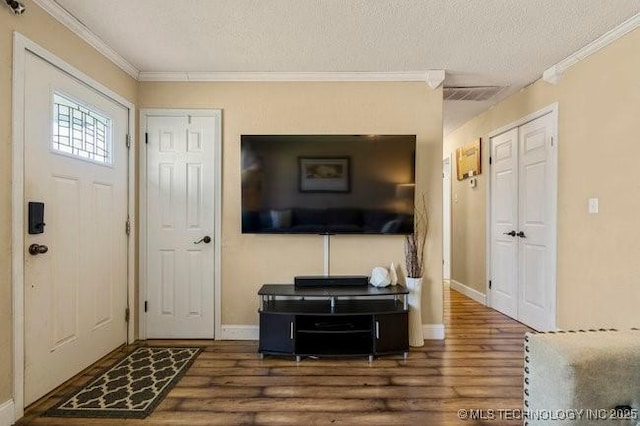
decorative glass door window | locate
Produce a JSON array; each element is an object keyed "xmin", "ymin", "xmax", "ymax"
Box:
[{"xmin": 52, "ymin": 92, "xmax": 113, "ymax": 165}]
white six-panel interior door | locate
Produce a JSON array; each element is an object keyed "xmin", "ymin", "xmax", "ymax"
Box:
[
  {"xmin": 489, "ymin": 110, "xmax": 557, "ymax": 331},
  {"xmin": 143, "ymin": 111, "xmax": 219, "ymax": 339},
  {"xmin": 23, "ymin": 51, "xmax": 129, "ymax": 405}
]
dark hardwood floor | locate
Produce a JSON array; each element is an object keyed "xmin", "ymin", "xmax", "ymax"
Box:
[{"xmin": 18, "ymin": 285, "xmax": 530, "ymax": 425}]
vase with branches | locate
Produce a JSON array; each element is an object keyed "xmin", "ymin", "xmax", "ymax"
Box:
[
  {"xmin": 404, "ymin": 194, "xmax": 428, "ymax": 278},
  {"xmin": 404, "ymin": 194, "xmax": 428, "ymax": 347}
]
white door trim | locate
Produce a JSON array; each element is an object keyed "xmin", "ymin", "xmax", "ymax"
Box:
[
  {"xmin": 485, "ymin": 103, "xmax": 558, "ymax": 330},
  {"xmin": 138, "ymin": 109, "xmax": 222, "ymax": 340},
  {"xmin": 11, "ymin": 32, "xmax": 136, "ymax": 421},
  {"xmin": 486, "ymin": 103, "xmax": 559, "ymax": 140}
]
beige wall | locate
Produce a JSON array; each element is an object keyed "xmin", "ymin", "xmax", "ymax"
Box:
[
  {"xmin": 444, "ymin": 145, "xmax": 487, "ymax": 293},
  {"xmin": 444, "ymin": 27, "xmax": 640, "ymax": 329},
  {"xmin": 0, "ymin": 0, "xmax": 137, "ymax": 404},
  {"xmin": 138, "ymin": 82, "xmax": 444, "ymax": 327}
]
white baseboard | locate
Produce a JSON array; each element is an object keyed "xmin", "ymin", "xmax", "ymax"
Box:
[
  {"xmin": 0, "ymin": 399, "xmax": 15, "ymax": 426},
  {"xmin": 220, "ymin": 324, "xmax": 446, "ymax": 341},
  {"xmin": 450, "ymin": 279, "xmax": 486, "ymax": 305},
  {"xmin": 219, "ymin": 325, "xmax": 259, "ymax": 340},
  {"xmin": 423, "ymin": 323, "xmax": 445, "ymax": 340}
]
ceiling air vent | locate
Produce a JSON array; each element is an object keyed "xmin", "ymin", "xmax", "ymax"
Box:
[{"xmin": 443, "ymin": 86, "xmax": 506, "ymax": 101}]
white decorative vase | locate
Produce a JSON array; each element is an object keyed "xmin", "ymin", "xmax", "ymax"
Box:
[{"xmin": 406, "ymin": 277, "xmax": 424, "ymax": 347}]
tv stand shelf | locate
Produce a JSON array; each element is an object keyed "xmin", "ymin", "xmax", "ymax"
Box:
[{"xmin": 258, "ymin": 284, "xmax": 409, "ymax": 361}]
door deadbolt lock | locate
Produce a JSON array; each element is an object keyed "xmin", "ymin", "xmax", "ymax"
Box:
[{"xmin": 28, "ymin": 243, "xmax": 49, "ymax": 255}]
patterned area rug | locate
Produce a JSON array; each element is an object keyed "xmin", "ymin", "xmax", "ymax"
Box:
[{"xmin": 45, "ymin": 346, "xmax": 201, "ymax": 419}]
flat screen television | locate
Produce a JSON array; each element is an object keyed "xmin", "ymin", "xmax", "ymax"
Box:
[{"xmin": 241, "ymin": 135, "xmax": 416, "ymax": 235}]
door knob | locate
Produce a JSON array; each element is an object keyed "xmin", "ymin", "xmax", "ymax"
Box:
[
  {"xmin": 517, "ymin": 231, "xmax": 526, "ymax": 238},
  {"xmin": 194, "ymin": 236, "xmax": 212, "ymax": 244},
  {"xmin": 28, "ymin": 243, "xmax": 49, "ymax": 255},
  {"xmin": 503, "ymin": 230, "xmax": 516, "ymax": 237}
]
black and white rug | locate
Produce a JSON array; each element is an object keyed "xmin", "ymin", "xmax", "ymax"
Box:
[{"xmin": 45, "ymin": 346, "xmax": 201, "ymax": 419}]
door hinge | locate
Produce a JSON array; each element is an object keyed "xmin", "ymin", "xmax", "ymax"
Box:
[
  {"xmin": 125, "ymin": 217, "xmax": 131, "ymax": 236},
  {"xmin": 145, "ymin": 132, "xmax": 149, "ymax": 144},
  {"xmin": 489, "ymin": 156, "xmax": 492, "ymax": 165},
  {"xmin": 144, "ymin": 301, "xmax": 148, "ymax": 312},
  {"xmin": 125, "ymin": 307, "xmax": 130, "ymax": 323},
  {"xmin": 551, "ymin": 136, "xmax": 554, "ymax": 147},
  {"xmin": 126, "ymin": 134, "xmax": 131, "ymax": 149},
  {"xmin": 489, "ymin": 280, "xmax": 492, "ymax": 289}
]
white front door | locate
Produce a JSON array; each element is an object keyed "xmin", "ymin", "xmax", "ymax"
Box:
[
  {"xmin": 490, "ymin": 128, "xmax": 519, "ymax": 318},
  {"xmin": 24, "ymin": 52, "xmax": 129, "ymax": 405},
  {"xmin": 144, "ymin": 113, "xmax": 217, "ymax": 338},
  {"xmin": 442, "ymin": 157, "xmax": 452, "ymax": 281},
  {"xmin": 489, "ymin": 112, "xmax": 556, "ymax": 331}
]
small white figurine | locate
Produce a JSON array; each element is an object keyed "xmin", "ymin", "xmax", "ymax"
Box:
[
  {"xmin": 389, "ymin": 262, "xmax": 398, "ymax": 285},
  {"xmin": 370, "ymin": 266, "xmax": 391, "ymax": 287}
]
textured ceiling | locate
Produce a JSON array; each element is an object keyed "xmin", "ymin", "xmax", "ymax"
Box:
[{"xmin": 54, "ymin": 0, "xmax": 640, "ymax": 134}]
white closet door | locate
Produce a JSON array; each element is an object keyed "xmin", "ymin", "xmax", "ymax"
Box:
[
  {"xmin": 145, "ymin": 114, "xmax": 217, "ymax": 338},
  {"xmin": 490, "ymin": 128, "xmax": 519, "ymax": 318},
  {"xmin": 489, "ymin": 112, "xmax": 556, "ymax": 331},
  {"xmin": 517, "ymin": 113, "xmax": 555, "ymax": 330}
]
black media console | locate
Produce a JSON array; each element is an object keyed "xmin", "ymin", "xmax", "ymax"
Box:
[{"xmin": 258, "ymin": 284, "xmax": 409, "ymax": 362}]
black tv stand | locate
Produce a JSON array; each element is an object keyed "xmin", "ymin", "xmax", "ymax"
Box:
[{"xmin": 258, "ymin": 284, "xmax": 409, "ymax": 361}]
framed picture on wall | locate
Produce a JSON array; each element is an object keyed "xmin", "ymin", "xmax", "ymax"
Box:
[
  {"xmin": 456, "ymin": 138, "xmax": 481, "ymax": 180},
  {"xmin": 298, "ymin": 157, "xmax": 351, "ymax": 192}
]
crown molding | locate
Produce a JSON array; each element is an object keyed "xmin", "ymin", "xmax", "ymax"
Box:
[
  {"xmin": 138, "ymin": 71, "xmax": 442, "ymax": 83},
  {"xmin": 138, "ymin": 72, "xmax": 189, "ymax": 82},
  {"xmin": 32, "ymin": 0, "xmax": 139, "ymax": 79},
  {"xmin": 543, "ymin": 12, "xmax": 640, "ymax": 84},
  {"xmin": 425, "ymin": 70, "xmax": 445, "ymax": 89},
  {"xmin": 29, "ymin": 1, "xmax": 446, "ymax": 86}
]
